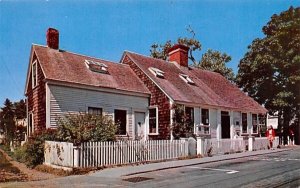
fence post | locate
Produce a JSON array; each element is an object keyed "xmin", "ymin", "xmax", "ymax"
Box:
[
  {"xmin": 197, "ymin": 136, "xmax": 205, "ymax": 156},
  {"xmin": 248, "ymin": 136, "xmax": 254, "ymax": 151},
  {"xmin": 73, "ymin": 145, "xmax": 81, "ymax": 168}
]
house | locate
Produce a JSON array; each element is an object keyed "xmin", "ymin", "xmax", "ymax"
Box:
[{"xmin": 25, "ymin": 28, "xmax": 267, "ymax": 140}]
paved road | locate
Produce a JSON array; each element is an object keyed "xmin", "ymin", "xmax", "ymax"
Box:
[
  {"xmin": 124, "ymin": 149, "xmax": 300, "ymax": 188},
  {"xmin": 2, "ymin": 147, "xmax": 300, "ymax": 188}
]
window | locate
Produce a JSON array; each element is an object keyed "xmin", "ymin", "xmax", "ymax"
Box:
[
  {"xmin": 149, "ymin": 67, "xmax": 164, "ymax": 78},
  {"xmin": 252, "ymin": 114, "xmax": 258, "ymax": 134},
  {"xmin": 114, "ymin": 109, "xmax": 127, "ymax": 135},
  {"xmin": 28, "ymin": 113, "xmax": 33, "ymax": 136},
  {"xmin": 32, "ymin": 61, "xmax": 37, "ymax": 88},
  {"xmin": 185, "ymin": 107, "xmax": 194, "ymax": 125},
  {"xmin": 179, "ymin": 74, "xmax": 195, "ymax": 85},
  {"xmin": 149, "ymin": 107, "xmax": 158, "ymax": 134},
  {"xmin": 201, "ymin": 109, "xmax": 209, "ymax": 125},
  {"xmin": 88, "ymin": 107, "xmax": 103, "ymax": 116},
  {"xmin": 242, "ymin": 113, "xmax": 248, "ymax": 133},
  {"xmin": 85, "ymin": 59, "xmax": 108, "ymax": 74}
]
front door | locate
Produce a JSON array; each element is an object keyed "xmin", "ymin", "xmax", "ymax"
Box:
[
  {"xmin": 221, "ymin": 111, "xmax": 230, "ymax": 139},
  {"xmin": 135, "ymin": 112, "xmax": 146, "ymax": 140}
]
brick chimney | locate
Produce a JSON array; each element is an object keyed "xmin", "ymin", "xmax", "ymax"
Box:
[
  {"xmin": 46, "ymin": 28, "xmax": 59, "ymax": 49},
  {"xmin": 168, "ymin": 44, "xmax": 189, "ymax": 67}
]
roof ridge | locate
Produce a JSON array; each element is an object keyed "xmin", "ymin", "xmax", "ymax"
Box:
[
  {"xmin": 124, "ymin": 50, "xmax": 169, "ymax": 64},
  {"xmin": 32, "ymin": 44, "xmax": 120, "ymax": 65}
]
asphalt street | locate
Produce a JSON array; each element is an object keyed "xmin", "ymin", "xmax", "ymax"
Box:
[{"xmin": 1, "ymin": 147, "xmax": 300, "ymax": 188}]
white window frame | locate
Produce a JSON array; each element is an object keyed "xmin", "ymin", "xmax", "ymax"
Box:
[
  {"xmin": 114, "ymin": 108, "xmax": 128, "ymax": 136},
  {"xmin": 252, "ymin": 114, "xmax": 258, "ymax": 134},
  {"xmin": 85, "ymin": 59, "xmax": 108, "ymax": 73},
  {"xmin": 148, "ymin": 106, "xmax": 158, "ymax": 135},
  {"xmin": 149, "ymin": 67, "xmax": 165, "ymax": 78},
  {"xmin": 27, "ymin": 112, "xmax": 34, "ymax": 136},
  {"xmin": 179, "ymin": 74, "xmax": 195, "ymax": 85},
  {"xmin": 32, "ymin": 60, "xmax": 38, "ymax": 88},
  {"xmin": 87, "ymin": 106, "xmax": 103, "ymax": 116},
  {"xmin": 241, "ymin": 112, "xmax": 248, "ymax": 134},
  {"xmin": 199, "ymin": 108, "xmax": 210, "ymax": 135}
]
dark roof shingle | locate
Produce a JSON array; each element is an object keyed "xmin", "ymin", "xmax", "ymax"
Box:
[
  {"xmin": 32, "ymin": 45, "xmax": 150, "ymax": 95},
  {"xmin": 125, "ymin": 51, "xmax": 267, "ymax": 113}
]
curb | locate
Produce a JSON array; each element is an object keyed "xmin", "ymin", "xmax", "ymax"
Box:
[{"xmin": 123, "ymin": 148, "xmax": 291, "ymax": 177}]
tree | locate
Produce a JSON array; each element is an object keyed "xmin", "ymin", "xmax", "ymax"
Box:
[
  {"xmin": 14, "ymin": 99, "xmax": 26, "ymax": 119},
  {"xmin": 236, "ymin": 7, "xmax": 300, "ymax": 143},
  {"xmin": 150, "ymin": 26, "xmax": 234, "ymax": 81},
  {"xmin": 0, "ymin": 99, "xmax": 16, "ymax": 143},
  {"xmin": 199, "ymin": 49, "xmax": 234, "ymax": 81}
]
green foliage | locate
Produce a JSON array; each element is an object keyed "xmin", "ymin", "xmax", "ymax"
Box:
[
  {"xmin": 0, "ymin": 98, "xmax": 26, "ymax": 144},
  {"xmin": 198, "ymin": 49, "xmax": 235, "ymax": 81},
  {"xmin": 236, "ymin": 6, "xmax": 300, "ymax": 131},
  {"xmin": 56, "ymin": 113, "xmax": 117, "ymax": 145},
  {"xmin": 171, "ymin": 105, "xmax": 195, "ymax": 139},
  {"xmin": 149, "ymin": 26, "xmax": 234, "ymax": 81},
  {"xmin": 0, "ymin": 99, "xmax": 15, "ymax": 143},
  {"xmin": 22, "ymin": 129, "xmax": 57, "ymax": 167}
]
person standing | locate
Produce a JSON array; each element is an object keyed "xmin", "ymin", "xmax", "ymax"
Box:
[{"xmin": 266, "ymin": 125, "xmax": 276, "ymax": 149}]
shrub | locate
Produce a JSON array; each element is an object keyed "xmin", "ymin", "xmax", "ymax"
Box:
[
  {"xmin": 56, "ymin": 113, "xmax": 117, "ymax": 145},
  {"xmin": 22, "ymin": 129, "xmax": 57, "ymax": 168},
  {"xmin": 171, "ymin": 105, "xmax": 195, "ymax": 139}
]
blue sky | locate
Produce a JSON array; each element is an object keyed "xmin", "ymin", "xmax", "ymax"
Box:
[{"xmin": 0, "ymin": 0, "xmax": 299, "ymax": 104}]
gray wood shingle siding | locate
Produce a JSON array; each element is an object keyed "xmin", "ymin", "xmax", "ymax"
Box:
[{"xmin": 48, "ymin": 85, "xmax": 149, "ymax": 138}]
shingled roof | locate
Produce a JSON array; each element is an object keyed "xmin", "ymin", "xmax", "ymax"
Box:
[
  {"xmin": 123, "ymin": 51, "xmax": 267, "ymax": 114},
  {"xmin": 25, "ymin": 45, "xmax": 150, "ymax": 95}
]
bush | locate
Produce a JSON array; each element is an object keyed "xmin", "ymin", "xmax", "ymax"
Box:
[
  {"xmin": 56, "ymin": 113, "xmax": 117, "ymax": 145},
  {"xmin": 22, "ymin": 129, "xmax": 57, "ymax": 168}
]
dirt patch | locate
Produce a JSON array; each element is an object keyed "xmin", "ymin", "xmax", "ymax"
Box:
[
  {"xmin": 0, "ymin": 147, "xmax": 58, "ymax": 182},
  {"xmin": 0, "ymin": 151, "xmax": 28, "ymax": 182}
]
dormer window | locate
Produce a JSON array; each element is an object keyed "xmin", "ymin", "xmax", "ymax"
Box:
[
  {"xmin": 85, "ymin": 60, "xmax": 108, "ymax": 74},
  {"xmin": 149, "ymin": 67, "xmax": 164, "ymax": 78},
  {"xmin": 179, "ymin": 74, "xmax": 195, "ymax": 85}
]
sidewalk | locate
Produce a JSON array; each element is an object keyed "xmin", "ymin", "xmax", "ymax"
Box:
[{"xmin": 90, "ymin": 147, "xmax": 292, "ymax": 178}]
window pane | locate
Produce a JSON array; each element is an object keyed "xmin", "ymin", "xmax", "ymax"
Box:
[
  {"xmin": 115, "ymin": 109, "xmax": 126, "ymax": 135},
  {"xmin": 201, "ymin": 109, "xmax": 209, "ymax": 125},
  {"xmin": 185, "ymin": 107, "xmax": 194, "ymax": 125},
  {"xmin": 242, "ymin": 113, "xmax": 247, "ymax": 133},
  {"xmin": 252, "ymin": 114, "xmax": 258, "ymax": 133},
  {"xmin": 149, "ymin": 108, "xmax": 157, "ymax": 134},
  {"xmin": 88, "ymin": 107, "xmax": 102, "ymax": 115}
]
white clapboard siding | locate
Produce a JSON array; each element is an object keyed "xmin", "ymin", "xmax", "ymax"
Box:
[
  {"xmin": 48, "ymin": 85, "xmax": 149, "ymax": 137},
  {"xmin": 79, "ymin": 140, "xmax": 188, "ymax": 168},
  {"xmin": 44, "ymin": 141, "xmax": 74, "ymax": 167}
]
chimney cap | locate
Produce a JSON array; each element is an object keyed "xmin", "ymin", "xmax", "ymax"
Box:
[{"xmin": 168, "ymin": 44, "xmax": 189, "ymax": 54}]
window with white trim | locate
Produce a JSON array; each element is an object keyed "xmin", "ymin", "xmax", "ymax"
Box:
[
  {"xmin": 149, "ymin": 67, "xmax": 165, "ymax": 78},
  {"xmin": 28, "ymin": 112, "xmax": 34, "ymax": 136},
  {"xmin": 201, "ymin": 109, "xmax": 209, "ymax": 125},
  {"xmin": 114, "ymin": 109, "xmax": 127, "ymax": 135},
  {"xmin": 85, "ymin": 59, "xmax": 108, "ymax": 74},
  {"xmin": 242, "ymin": 113, "xmax": 248, "ymax": 133},
  {"xmin": 179, "ymin": 74, "xmax": 195, "ymax": 85},
  {"xmin": 252, "ymin": 114, "xmax": 258, "ymax": 134},
  {"xmin": 88, "ymin": 107, "xmax": 103, "ymax": 116},
  {"xmin": 32, "ymin": 61, "xmax": 37, "ymax": 88},
  {"xmin": 149, "ymin": 107, "xmax": 158, "ymax": 134}
]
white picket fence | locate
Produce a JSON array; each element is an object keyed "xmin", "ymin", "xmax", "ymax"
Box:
[
  {"xmin": 44, "ymin": 140, "xmax": 188, "ymax": 168},
  {"xmin": 203, "ymin": 137, "xmax": 280, "ymax": 156},
  {"xmin": 204, "ymin": 138, "xmax": 246, "ymax": 156}
]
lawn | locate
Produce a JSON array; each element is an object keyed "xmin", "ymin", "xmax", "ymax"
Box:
[{"xmin": 0, "ymin": 148, "xmax": 27, "ymax": 182}]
